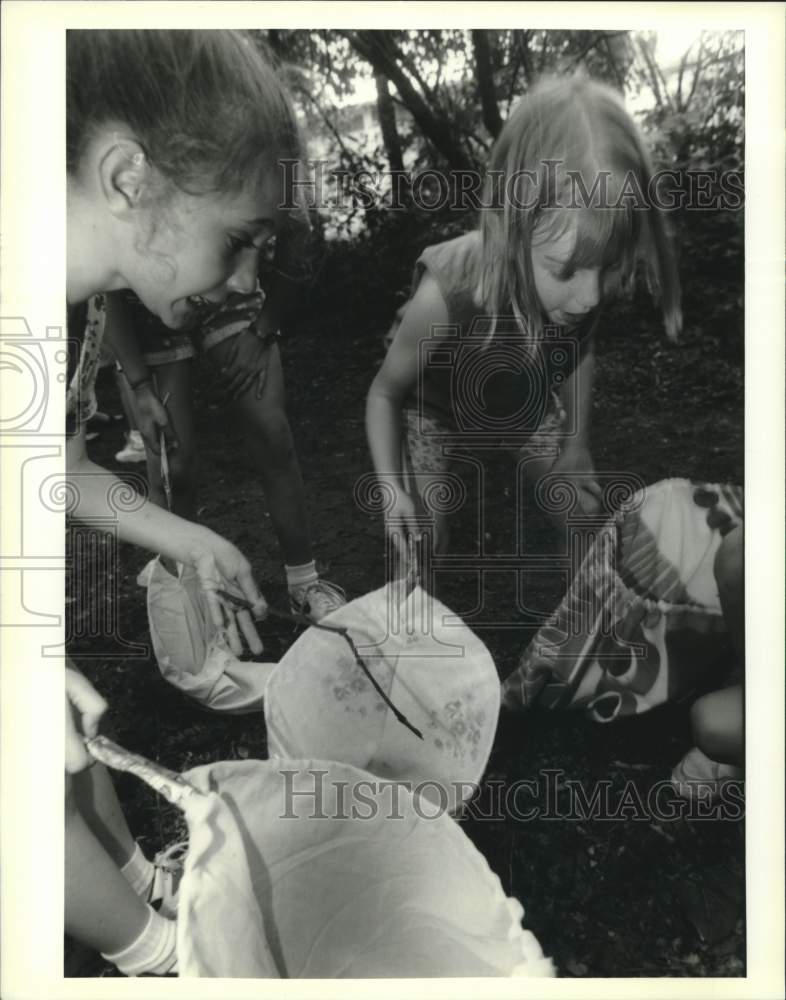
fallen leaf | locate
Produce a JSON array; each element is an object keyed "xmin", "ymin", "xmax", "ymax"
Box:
[{"xmin": 676, "ymin": 881, "xmax": 740, "ymax": 945}]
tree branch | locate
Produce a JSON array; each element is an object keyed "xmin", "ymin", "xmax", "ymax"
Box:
[
  {"xmin": 346, "ymin": 29, "xmax": 473, "ymax": 170},
  {"xmin": 683, "ymin": 33, "xmax": 708, "ymax": 113},
  {"xmin": 374, "ymin": 70, "xmax": 405, "ymax": 173},
  {"xmin": 471, "ymin": 29, "xmax": 503, "ymax": 138},
  {"xmin": 520, "ymin": 29, "xmax": 535, "ymax": 84}
]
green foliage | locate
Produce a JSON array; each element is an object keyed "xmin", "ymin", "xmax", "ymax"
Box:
[
  {"xmin": 252, "ymin": 26, "xmax": 744, "ymax": 360},
  {"xmin": 251, "ymin": 28, "xmax": 743, "ymax": 246},
  {"xmin": 634, "ymin": 31, "xmax": 744, "ymax": 172},
  {"xmin": 628, "ymin": 31, "xmax": 744, "ymax": 349}
]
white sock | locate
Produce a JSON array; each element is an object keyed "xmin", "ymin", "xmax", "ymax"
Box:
[
  {"xmin": 120, "ymin": 843, "xmax": 154, "ymax": 899},
  {"xmin": 285, "ymin": 560, "xmax": 318, "ymax": 589},
  {"xmin": 102, "ymin": 906, "xmax": 178, "ymax": 977}
]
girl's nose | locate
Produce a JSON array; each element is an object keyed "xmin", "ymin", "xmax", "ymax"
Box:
[
  {"xmin": 226, "ymin": 249, "xmax": 259, "ymax": 296},
  {"xmin": 573, "ymin": 269, "xmax": 601, "ymax": 312}
]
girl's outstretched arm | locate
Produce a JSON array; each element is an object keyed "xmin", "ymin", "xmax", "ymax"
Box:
[
  {"xmin": 65, "ymin": 426, "xmax": 266, "ymax": 650},
  {"xmin": 366, "ymin": 274, "xmax": 449, "ymax": 557}
]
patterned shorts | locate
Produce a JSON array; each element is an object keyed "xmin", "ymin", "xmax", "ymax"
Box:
[{"xmin": 402, "ymin": 399, "xmax": 567, "ymax": 485}]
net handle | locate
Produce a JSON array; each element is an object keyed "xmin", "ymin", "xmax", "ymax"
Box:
[{"xmin": 85, "ymin": 734, "xmax": 203, "ymax": 809}]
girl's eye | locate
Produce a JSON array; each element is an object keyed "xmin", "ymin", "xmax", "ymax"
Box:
[
  {"xmin": 226, "ymin": 234, "xmax": 256, "ymax": 256},
  {"xmin": 226, "ymin": 233, "xmax": 277, "ymax": 262}
]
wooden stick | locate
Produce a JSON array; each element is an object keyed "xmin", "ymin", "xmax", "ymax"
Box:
[
  {"xmin": 158, "ymin": 390, "xmax": 173, "ymax": 512},
  {"xmin": 217, "ymin": 591, "xmax": 424, "ymax": 740}
]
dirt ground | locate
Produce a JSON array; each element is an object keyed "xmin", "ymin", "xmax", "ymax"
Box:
[{"xmin": 68, "ymin": 209, "xmax": 745, "ymax": 978}]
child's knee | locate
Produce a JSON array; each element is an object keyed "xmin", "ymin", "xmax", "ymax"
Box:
[
  {"xmin": 714, "ymin": 526, "xmax": 742, "ymax": 597},
  {"xmin": 690, "ymin": 696, "xmax": 713, "ymax": 743},
  {"xmin": 690, "ymin": 691, "xmax": 737, "ymax": 754}
]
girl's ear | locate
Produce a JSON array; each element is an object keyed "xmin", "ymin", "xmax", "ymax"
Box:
[{"xmin": 97, "ymin": 137, "xmax": 149, "ymax": 219}]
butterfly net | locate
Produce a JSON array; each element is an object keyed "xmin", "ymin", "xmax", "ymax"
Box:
[
  {"xmin": 265, "ymin": 583, "xmax": 501, "ymax": 812},
  {"xmin": 502, "ymin": 478, "xmax": 743, "ymax": 721},
  {"xmin": 88, "ymin": 738, "xmax": 554, "ymax": 979}
]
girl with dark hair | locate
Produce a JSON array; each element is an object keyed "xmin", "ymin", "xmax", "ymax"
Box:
[{"xmin": 64, "ymin": 29, "xmax": 303, "ymax": 975}]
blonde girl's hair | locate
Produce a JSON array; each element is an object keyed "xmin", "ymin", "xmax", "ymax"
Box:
[{"xmin": 476, "ymin": 75, "xmax": 682, "ymax": 344}]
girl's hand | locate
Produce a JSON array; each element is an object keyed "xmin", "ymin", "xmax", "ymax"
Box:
[
  {"xmin": 385, "ymin": 489, "xmax": 421, "ymax": 579},
  {"xmin": 551, "ymin": 444, "xmax": 603, "ymax": 515},
  {"xmin": 188, "ymin": 532, "xmax": 268, "ymax": 656},
  {"xmin": 133, "ymin": 381, "xmax": 178, "ymax": 456},
  {"xmin": 215, "ymin": 329, "xmax": 276, "ymax": 403},
  {"xmin": 65, "ymin": 667, "xmax": 107, "ymax": 773}
]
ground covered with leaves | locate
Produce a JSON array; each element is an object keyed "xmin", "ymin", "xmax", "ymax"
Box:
[{"xmin": 68, "ymin": 207, "xmax": 744, "ymax": 978}]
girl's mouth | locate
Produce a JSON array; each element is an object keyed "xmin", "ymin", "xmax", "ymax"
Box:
[
  {"xmin": 177, "ymin": 294, "xmax": 222, "ymax": 330},
  {"xmin": 554, "ymin": 310, "xmax": 588, "ymax": 327},
  {"xmin": 187, "ymin": 294, "xmax": 215, "ymax": 312},
  {"xmin": 184, "ymin": 294, "xmax": 226, "ymax": 323}
]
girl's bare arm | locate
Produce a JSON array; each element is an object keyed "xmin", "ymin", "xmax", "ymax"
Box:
[{"xmin": 365, "ymin": 273, "xmax": 449, "ymax": 489}]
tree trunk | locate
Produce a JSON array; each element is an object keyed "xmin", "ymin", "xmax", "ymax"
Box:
[
  {"xmin": 519, "ymin": 30, "xmax": 535, "ymax": 84},
  {"xmin": 346, "ymin": 30, "xmax": 473, "ymax": 171},
  {"xmin": 637, "ymin": 34, "xmax": 671, "ymax": 111},
  {"xmin": 471, "ymin": 30, "xmax": 503, "ymax": 138},
  {"xmin": 374, "ymin": 71, "xmax": 405, "ymax": 173}
]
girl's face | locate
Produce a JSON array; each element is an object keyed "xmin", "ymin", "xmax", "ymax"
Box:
[
  {"xmin": 125, "ymin": 174, "xmax": 281, "ymax": 330},
  {"xmin": 530, "ymin": 222, "xmax": 604, "ymax": 329}
]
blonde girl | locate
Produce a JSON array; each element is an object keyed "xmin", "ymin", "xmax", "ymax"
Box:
[{"xmin": 367, "ymin": 75, "xmax": 681, "ymax": 569}]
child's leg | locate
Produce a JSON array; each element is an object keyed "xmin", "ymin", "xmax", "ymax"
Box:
[
  {"xmin": 715, "ymin": 524, "xmax": 744, "ymax": 662},
  {"xmin": 143, "ymin": 359, "xmax": 197, "ymax": 520},
  {"xmin": 71, "ymin": 762, "xmax": 136, "ymax": 867},
  {"xmin": 688, "ymin": 525, "xmax": 745, "ymax": 767},
  {"xmin": 74, "ymin": 766, "xmax": 181, "ymax": 917},
  {"xmin": 65, "ymin": 773, "xmax": 149, "ymax": 954},
  {"xmin": 115, "ymin": 366, "xmax": 140, "ymax": 434},
  {"xmin": 690, "ymin": 685, "xmax": 743, "ymax": 767},
  {"xmin": 221, "ymin": 342, "xmax": 313, "ymax": 566},
  {"xmin": 209, "ymin": 337, "xmax": 344, "ymax": 619}
]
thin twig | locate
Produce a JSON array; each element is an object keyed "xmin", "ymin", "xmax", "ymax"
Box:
[
  {"xmin": 155, "ymin": 382, "xmax": 173, "ymax": 512},
  {"xmin": 217, "ymin": 591, "xmax": 424, "ymax": 741}
]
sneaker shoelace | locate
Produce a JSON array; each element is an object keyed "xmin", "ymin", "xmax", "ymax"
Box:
[
  {"xmin": 291, "ymin": 579, "xmax": 347, "ymax": 618},
  {"xmin": 149, "ymin": 840, "xmax": 188, "ymax": 916}
]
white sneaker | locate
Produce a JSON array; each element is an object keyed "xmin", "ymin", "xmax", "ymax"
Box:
[
  {"xmin": 671, "ymin": 747, "xmax": 743, "ymax": 802},
  {"xmin": 115, "ymin": 430, "xmax": 147, "ymax": 463},
  {"xmin": 149, "ymin": 840, "xmax": 187, "ymax": 919},
  {"xmin": 289, "ymin": 579, "xmax": 347, "ymax": 623}
]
